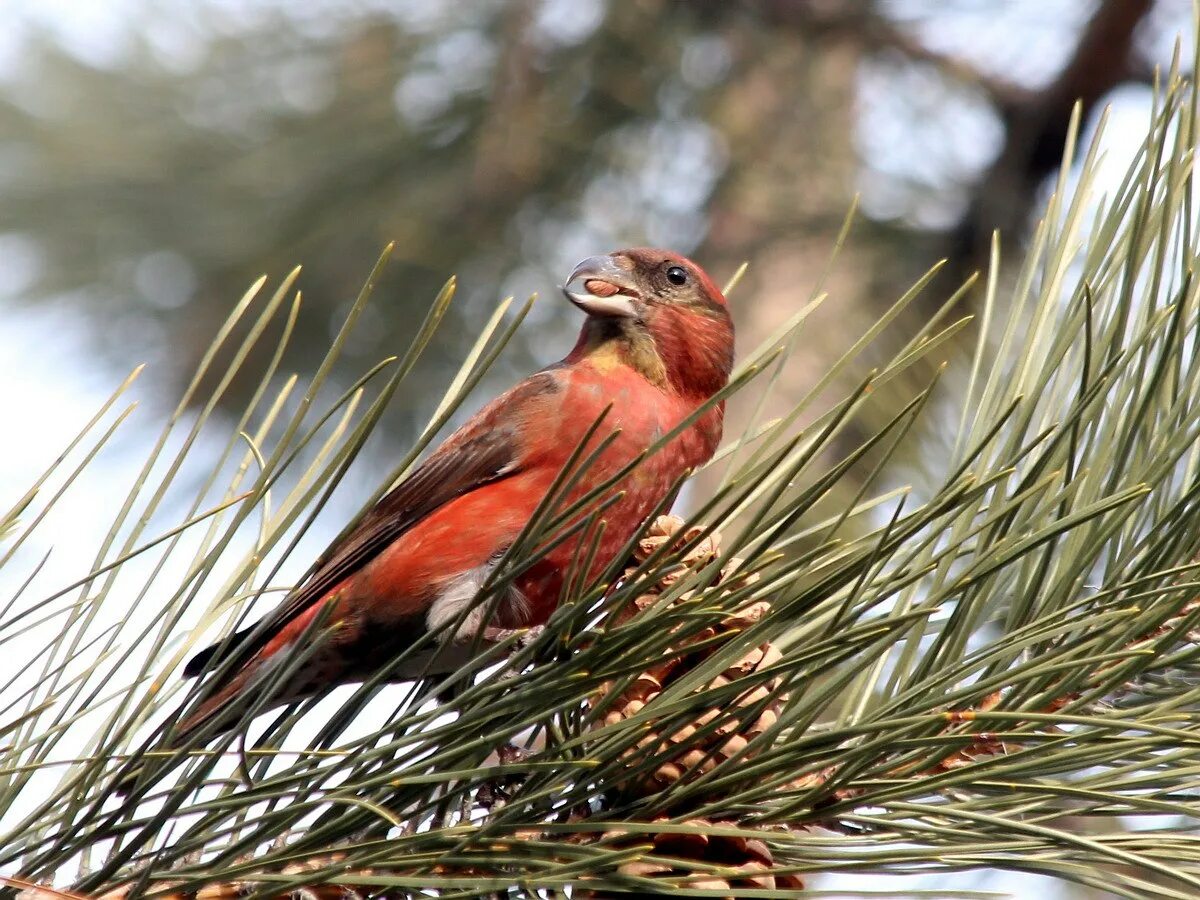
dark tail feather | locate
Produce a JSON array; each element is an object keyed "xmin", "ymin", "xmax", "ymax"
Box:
[
  {"xmin": 114, "ymin": 730, "xmax": 167, "ymax": 797},
  {"xmin": 114, "ymin": 669, "xmax": 254, "ymax": 796},
  {"xmin": 119, "ymin": 618, "xmax": 322, "ymax": 795},
  {"xmin": 184, "ymin": 624, "xmax": 258, "ymax": 678}
]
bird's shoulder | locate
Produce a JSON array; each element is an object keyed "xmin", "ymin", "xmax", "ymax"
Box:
[
  {"xmin": 443, "ymin": 369, "xmax": 565, "ymax": 444},
  {"xmin": 358, "ymin": 370, "xmax": 564, "ymax": 525}
]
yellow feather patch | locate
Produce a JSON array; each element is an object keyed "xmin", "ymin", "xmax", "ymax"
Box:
[
  {"xmin": 583, "ymin": 326, "xmax": 667, "ymax": 386},
  {"xmin": 586, "ymin": 340, "xmax": 626, "ymax": 374}
]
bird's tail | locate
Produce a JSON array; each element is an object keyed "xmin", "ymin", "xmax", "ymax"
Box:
[
  {"xmin": 182, "ymin": 623, "xmax": 259, "ymax": 678},
  {"xmin": 114, "ymin": 664, "xmax": 260, "ymax": 796}
]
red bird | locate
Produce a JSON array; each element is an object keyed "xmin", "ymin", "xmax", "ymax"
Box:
[{"xmin": 174, "ymin": 248, "xmax": 733, "ymax": 744}]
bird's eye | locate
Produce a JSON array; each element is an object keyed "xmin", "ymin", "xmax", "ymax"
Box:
[{"xmin": 666, "ymin": 265, "xmax": 688, "ymax": 286}]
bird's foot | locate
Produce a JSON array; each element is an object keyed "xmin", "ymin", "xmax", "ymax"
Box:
[
  {"xmin": 476, "ymin": 742, "xmax": 533, "ymax": 810},
  {"xmin": 496, "ymin": 741, "xmax": 531, "ymax": 766},
  {"xmin": 484, "ymin": 624, "xmax": 545, "ymax": 649}
]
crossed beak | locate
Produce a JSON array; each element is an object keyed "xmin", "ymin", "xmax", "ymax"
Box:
[{"xmin": 561, "ymin": 254, "xmax": 640, "ymax": 319}]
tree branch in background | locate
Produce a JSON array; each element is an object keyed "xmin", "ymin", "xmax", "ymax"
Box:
[
  {"xmin": 956, "ymin": 0, "xmax": 1156, "ymax": 275},
  {"xmin": 751, "ymin": 0, "xmax": 1156, "ymax": 280}
]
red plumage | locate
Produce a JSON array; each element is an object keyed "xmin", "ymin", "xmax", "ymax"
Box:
[{"xmin": 174, "ymin": 248, "xmax": 734, "ymax": 744}]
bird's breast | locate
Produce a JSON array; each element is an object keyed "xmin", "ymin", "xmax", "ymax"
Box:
[{"xmin": 508, "ymin": 368, "xmax": 722, "ymax": 621}]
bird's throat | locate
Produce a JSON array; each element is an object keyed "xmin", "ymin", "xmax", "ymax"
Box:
[{"xmin": 575, "ymin": 317, "xmax": 668, "ymax": 388}]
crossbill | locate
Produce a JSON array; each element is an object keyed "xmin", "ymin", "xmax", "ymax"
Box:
[{"xmin": 170, "ymin": 248, "xmax": 734, "ymax": 752}]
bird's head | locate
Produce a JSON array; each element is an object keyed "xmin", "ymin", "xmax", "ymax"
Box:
[{"xmin": 562, "ymin": 248, "xmax": 734, "ymax": 397}]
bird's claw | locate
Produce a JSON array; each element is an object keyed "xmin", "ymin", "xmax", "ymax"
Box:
[
  {"xmin": 477, "ymin": 742, "xmax": 533, "ymax": 810},
  {"xmin": 496, "ymin": 741, "xmax": 531, "ymax": 766}
]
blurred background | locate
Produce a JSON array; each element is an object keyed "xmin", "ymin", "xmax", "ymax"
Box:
[
  {"xmin": 0, "ymin": 0, "xmax": 1193, "ymax": 895},
  {"xmin": 2, "ymin": 0, "xmax": 1190, "ymax": 441}
]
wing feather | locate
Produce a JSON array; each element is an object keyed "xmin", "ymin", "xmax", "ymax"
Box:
[{"xmin": 184, "ymin": 371, "xmax": 560, "ymax": 678}]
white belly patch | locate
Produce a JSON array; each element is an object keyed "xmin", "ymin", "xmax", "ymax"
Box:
[{"xmin": 425, "ymin": 560, "xmax": 528, "ymax": 641}]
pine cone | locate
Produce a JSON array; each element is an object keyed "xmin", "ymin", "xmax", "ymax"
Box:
[
  {"xmin": 87, "ymin": 854, "xmax": 381, "ymax": 900},
  {"xmin": 575, "ymin": 818, "xmax": 804, "ymax": 898},
  {"xmin": 594, "ymin": 516, "xmax": 784, "ymax": 798}
]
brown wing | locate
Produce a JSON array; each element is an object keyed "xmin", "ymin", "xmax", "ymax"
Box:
[{"xmin": 184, "ymin": 371, "xmax": 560, "ymax": 678}]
